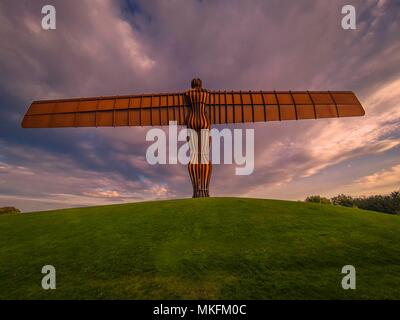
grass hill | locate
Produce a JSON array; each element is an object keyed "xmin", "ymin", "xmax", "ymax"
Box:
[{"xmin": 0, "ymin": 197, "xmax": 399, "ymax": 300}]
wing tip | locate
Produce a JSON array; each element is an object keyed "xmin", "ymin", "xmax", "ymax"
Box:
[{"xmin": 352, "ymin": 92, "xmax": 366, "ymax": 117}]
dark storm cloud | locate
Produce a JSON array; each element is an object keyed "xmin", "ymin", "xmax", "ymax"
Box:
[{"xmin": 0, "ymin": 0, "xmax": 399, "ymax": 211}]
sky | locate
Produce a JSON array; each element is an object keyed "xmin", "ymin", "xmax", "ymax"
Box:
[{"xmin": 0, "ymin": 0, "xmax": 399, "ymax": 212}]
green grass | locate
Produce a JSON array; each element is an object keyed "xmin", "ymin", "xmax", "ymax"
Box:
[{"xmin": 0, "ymin": 197, "xmax": 399, "ymax": 300}]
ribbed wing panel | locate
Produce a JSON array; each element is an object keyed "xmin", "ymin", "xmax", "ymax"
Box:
[
  {"xmin": 21, "ymin": 93, "xmax": 189, "ymax": 128},
  {"xmin": 22, "ymin": 91, "xmax": 365, "ymax": 128},
  {"xmin": 207, "ymin": 91, "xmax": 365, "ymax": 124}
]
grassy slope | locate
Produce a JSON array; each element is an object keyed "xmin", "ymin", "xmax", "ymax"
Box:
[{"xmin": 0, "ymin": 197, "xmax": 399, "ymax": 300}]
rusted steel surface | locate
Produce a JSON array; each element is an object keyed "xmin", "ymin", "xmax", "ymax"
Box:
[
  {"xmin": 21, "ymin": 92, "xmax": 190, "ymax": 128},
  {"xmin": 21, "ymin": 91, "xmax": 364, "ymax": 128},
  {"xmin": 207, "ymin": 91, "xmax": 365, "ymax": 124},
  {"xmin": 186, "ymin": 82, "xmax": 212, "ymax": 198}
]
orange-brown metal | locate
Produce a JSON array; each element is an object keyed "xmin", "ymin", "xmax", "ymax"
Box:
[
  {"xmin": 22, "ymin": 90, "xmax": 364, "ymax": 129},
  {"xmin": 207, "ymin": 91, "xmax": 364, "ymax": 124},
  {"xmin": 186, "ymin": 78, "xmax": 212, "ymax": 197},
  {"xmin": 21, "ymin": 92, "xmax": 190, "ymax": 128},
  {"xmin": 21, "ymin": 79, "xmax": 366, "ymax": 198}
]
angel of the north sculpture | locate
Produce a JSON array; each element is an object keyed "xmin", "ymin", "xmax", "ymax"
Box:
[{"xmin": 22, "ymin": 78, "xmax": 365, "ymax": 198}]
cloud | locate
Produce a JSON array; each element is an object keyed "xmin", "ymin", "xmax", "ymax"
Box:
[
  {"xmin": 349, "ymin": 164, "xmax": 400, "ymax": 194},
  {"xmin": 83, "ymin": 189, "xmax": 121, "ymax": 199},
  {"xmin": 0, "ymin": 139, "xmax": 176, "ymax": 212},
  {"xmin": 0, "ymin": 162, "xmax": 34, "ymax": 175}
]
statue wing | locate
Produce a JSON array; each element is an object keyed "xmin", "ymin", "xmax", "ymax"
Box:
[
  {"xmin": 207, "ymin": 91, "xmax": 365, "ymax": 124},
  {"xmin": 21, "ymin": 92, "xmax": 189, "ymax": 128}
]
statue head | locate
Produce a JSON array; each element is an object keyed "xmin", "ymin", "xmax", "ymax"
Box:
[{"xmin": 191, "ymin": 78, "xmax": 202, "ymax": 89}]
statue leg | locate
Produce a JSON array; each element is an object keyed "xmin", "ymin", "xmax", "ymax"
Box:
[
  {"xmin": 188, "ymin": 163, "xmax": 212, "ymax": 198},
  {"xmin": 188, "ymin": 128, "xmax": 212, "ymax": 198}
]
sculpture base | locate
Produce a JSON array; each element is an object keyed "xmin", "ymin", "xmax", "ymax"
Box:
[{"xmin": 192, "ymin": 190, "xmax": 210, "ymax": 198}]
